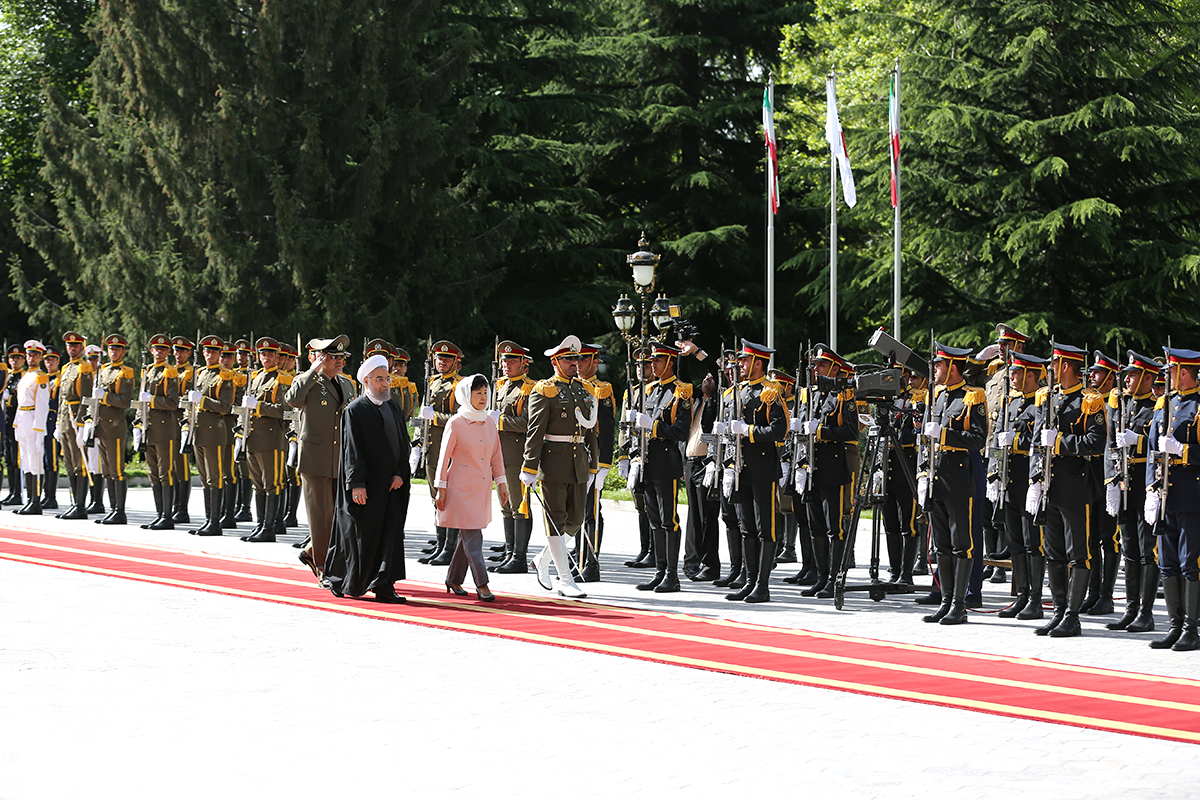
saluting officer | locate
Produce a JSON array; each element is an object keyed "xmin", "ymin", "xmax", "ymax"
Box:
[
  {"xmin": 722, "ymin": 340, "xmax": 788, "ymax": 603},
  {"xmin": 55, "ymin": 332, "xmax": 94, "ymax": 519},
  {"xmin": 13, "ymin": 341, "xmax": 50, "ymax": 515},
  {"xmin": 185, "ymin": 335, "xmax": 237, "ymax": 536},
  {"xmin": 137, "ymin": 334, "xmax": 181, "ymax": 530},
  {"xmin": 1106, "ymin": 351, "xmax": 1160, "ymax": 633},
  {"xmin": 521, "ymin": 335, "xmax": 596, "ymax": 598},
  {"xmin": 1144, "ymin": 347, "xmax": 1200, "ymax": 651},
  {"xmin": 577, "ymin": 342, "xmax": 615, "ymax": 582},
  {"xmin": 1083, "ymin": 351, "xmax": 1122, "ymax": 615},
  {"xmin": 92, "ymin": 334, "xmax": 135, "ymax": 524},
  {"xmin": 489, "ymin": 340, "xmax": 535, "ymax": 574},
  {"xmin": 242, "ymin": 337, "xmax": 293, "ymax": 542},
  {"xmin": 1028, "ymin": 342, "xmax": 1106, "ymax": 637},
  {"xmin": 919, "ymin": 343, "xmax": 988, "ymax": 625},
  {"xmin": 417, "ymin": 340, "xmax": 463, "ymax": 566},
  {"xmin": 285, "ymin": 335, "xmax": 355, "ymax": 577}
]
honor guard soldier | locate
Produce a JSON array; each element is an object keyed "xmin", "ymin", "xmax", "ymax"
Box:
[
  {"xmin": 1106, "ymin": 351, "xmax": 1160, "ymax": 633},
  {"xmin": 184, "ymin": 335, "xmax": 236, "ymax": 536},
  {"xmin": 170, "ymin": 336, "xmax": 196, "ymax": 524},
  {"xmin": 231, "ymin": 338, "xmax": 255, "ymax": 522},
  {"xmin": 1144, "ymin": 347, "xmax": 1200, "ymax": 651},
  {"xmin": 993, "ymin": 352, "xmax": 1049, "ymax": 619},
  {"xmin": 219, "ymin": 341, "xmax": 245, "ymax": 527},
  {"xmin": 81, "ymin": 344, "xmax": 105, "ymax": 515},
  {"xmin": 628, "ymin": 341, "xmax": 692, "ymax": 593},
  {"xmin": 41, "ymin": 346, "xmax": 61, "ymax": 510},
  {"xmin": 13, "ymin": 341, "xmax": 50, "ymax": 515},
  {"xmin": 417, "ymin": 340, "xmax": 463, "ymax": 565},
  {"xmin": 92, "ymin": 334, "xmax": 134, "ymax": 524},
  {"xmin": 488, "ymin": 340, "xmax": 535, "ymax": 574},
  {"xmin": 521, "ymin": 335, "xmax": 596, "ymax": 598},
  {"xmin": 767, "ymin": 368, "xmax": 798, "ymax": 567},
  {"xmin": 684, "ymin": 369, "xmax": 721, "ymax": 581},
  {"xmin": 278, "ymin": 341, "xmax": 303, "ymax": 529},
  {"xmin": 3, "ymin": 344, "xmax": 27, "ymax": 506},
  {"xmin": 919, "ymin": 343, "xmax": 988, "ymax": 625},
  {"xmin": 795, "ymin": 344, "xmax": 859, "ymax": 600},
  {"xmin": 721, "ymin": 340, "xmax": 787, "ymax": 603},
  {"xmin": 285, "ymin": 335, "xmax": 355, "ymax": 577},
  {"xmin": 1083, "ymin": 351, "xmax": 1122, "ymax": 615},
  {"xmin": 1027, "ymin": 342, "xmax": 1106, "ymax": 637},
  {"xmin": 982, "ymin": 325, "xmax": 1027, "ymax": 579},
  {"xmin": 390, "ymin": 348, "xmax": 418, "ymax": 420},
  {"xmin": 137, "ymin": 334, "xmax": 181, "ymax": 530},
  {"xmin": 577, "ymin": 342, "xmax": 615, "ymax": 582},
  {"xmin": 618, "ymin": 348, "xmax": 656, "ymax": 570},
  {"xmin": 880, "ymin": 366, "xmax": 925, "ymax": 588},
  {"xmin": 712, "ymin": 349, "xmax": 748, "ymax": 588},
  {"xmin": 241, "ymin": 337, "xmax": 293, "ymax": 542},
  {"xmin": 55, "ymin": 332, "xmax": 94, "ymax": 519}
]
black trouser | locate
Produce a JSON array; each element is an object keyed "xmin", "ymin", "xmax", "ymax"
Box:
[
  {"xmin": 643, "ymin": 478, "xmax": 680, "ymax": 537},
  {"xmin": 929, "ymin": 489, "xmax": 974, "ymax": 560},
  {"xmin": 1003, "ymin": 494, "xmax": 1041, "ymax": 558},
  {"xmin": 735, "ymin": 481, "xmax": 776, "ymax": 543},
  {"xmin": 1042, "ymin": 500, "xmax": 1090, "ymax": 566},
  {"xmin": 807, "ymin": 483, "xmax": 849, "ymax": 542},
  {"xmin": 1118, "ymin": 479, "xmax": 1154, "ymax": 566},
  {"xmin": 683, "ymin": 457, "xmax": 719, "ymax": 571}
]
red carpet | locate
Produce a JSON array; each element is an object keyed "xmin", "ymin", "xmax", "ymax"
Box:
[{"xmin": 3, "ymin": 525, "xmax": 1198, "ymax": 744}]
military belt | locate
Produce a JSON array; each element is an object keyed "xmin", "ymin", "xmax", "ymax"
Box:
[
  {"xmin": 66, "ymin": 400, "xmax": 81, "ymax": 405},
  {"xmin": 19, "ymin": 405, "xmax": 34, "ymax": 411},
  {"xmin": 544, "ymin": 434, "xmax": 584, "ymax": 443}
]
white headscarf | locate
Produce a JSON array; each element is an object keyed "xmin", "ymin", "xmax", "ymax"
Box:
[{"xmin": 453, "ymin": 373, "xmax": 490, "ymax": 423}]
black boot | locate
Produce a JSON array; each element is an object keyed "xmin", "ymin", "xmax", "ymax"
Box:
[
  {"xmin": 2, "ymin": 463, "xmax": 22, "ymax": 505},
  {"xmin": 746, "ymin": 536, "xmax": 776, "ymax": 603},
  {"xmin": 271, "ymin": 488, "xmax": 289, "ymax": 536},
  {"xmin": 654, "ymin": 529, "xmax": 682, "ymax": 593},
  {"xmin": 246, "ymin": 493, "xmax": 278, "ymax": 542},
  {"xmin": 54, "ymin": 474, "xmax": 77, "ymax": 519},
  {"xmin": 419, "ymin": 527, "xmax": 445, "ymax": 562},
  {"xmin": 913, "ymin": 529, "xmax": 930, "ymax": 575},
  {"xmin": 60, "ymin": 475, "xmax": 90, "ymax": 520},
  {"xmin": 636, "ymin": 530, "xmax": 667, "ymax": 591},
  {"xmin": 497, "ymin": 517, "xmax": 531, "ymax": 574},
  {"xmin": 816, "ymin": 538, "xmax": 845, "ymax": 599},
  {"xmin": 429, "ymin": 529, "xmax": 457, "ymax": 566},
  {"xmin": 284, "ymin": 481, "xmax": 301, "ymax": 527},
  {"xmin": 998, "ymin": 552, "xmax": 1031, "ymax": 619},
  {"xmin": 1036, "ymin": 561, "xmax": 1069, "ymax": 635},
  {"xmin": 14, "ymin": 474, "xmax": 42, "ymax": 515},
  {"xmin": 1126, "ymin": 564, "xmax": 1160, "ymax": 633},
  {"xmin": 1107, "ymin": 559, "xmax": 1142, "ymax": 630},
  {"xmin": 776, "ymin": 517, "xmax": 797, "ymax": 564},
  {"xmin": 41, "ymin": 471, "xmax": 58, "ymax": 510},
  {"xmin": 1080, "ymin": 542, "xmax": 1103, "ymax": 613},
  {"xmin": 241, "ymin": 491, "xmax": 268, "ymax": 540},
  {"xmin": 940, "ymin": 556, "xmax": 972, "ymax": 625},
  {"xmin": 1086, "ymin": 551, "xmax": 1119, "ymax": 616},
  {"xmin": 141, "ymin": 485, "xmax": 165, "ymax": 529},
  {"xmin": 727, "ymin": 537, "xmax": 759, "ymax": 601},
  {"xmin": 220, "ymin": 483, "xmax": 238, "ymax": 528},
  {"xmin": 886, "ymin": 532, "xmax": 903, "ymax": 583},
  {"xmin": 801, "ymin": 535, "xmax": 830, "ymax": 597},
  {"xmin": 86, "ymin": 476, "xmax": 106, "ymax": 514},
  {"xmin": 148, "ymin": 484, "xmax": 176, "ymax": 530},
  {"xmin": 626, "ymin": 514, "xmax": 655, "ymax": 568},
  {"xmin": 172, "ymin": 477, "xmax": 191, "ymax": 524},
  {"xmin": 1151, "ymin": 575, "xmax": 1185, "ymax": 649},
  {"xmin": 897, "ymin": 536, "xmax": 919, "ymax": 590},
  {"xmin": 98, "ymin": 479, "xmax": 127, "ymax": 525},
  {"xmin": 714, "ymin": 526, "xmax": 743, "ymax": 587},
  {"xmin": 1018, "ymin": 555, "xmax": 1046, "ymax": 620},
  {"xmin": 923, "ymin": 559, "xmax": 955, "ymax": 623},
  {"xmin": 192, "ymin": 488, "xmax": 223, "ymax": 536},
  {"xmin": 1049, "ymin": 565, "xmax": 1090, "ymax": 637},
  {"xmin": 1172, "ymin": 579, "xmax": 1200, "ymax": 651},
  {"xmin": 234, "ymin": 480, "xmax": 253, "ymax": 522},
  {"xmin": 489, "ymin": 518, "xmax": 515, "ymax": 567}
]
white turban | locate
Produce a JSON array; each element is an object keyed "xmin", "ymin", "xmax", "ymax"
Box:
[{"xmin": 357, "ymin": 353, "xmax": 389, "ymax": 384}]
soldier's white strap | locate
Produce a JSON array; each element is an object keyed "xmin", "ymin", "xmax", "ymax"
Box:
[{"xmin": 544, "ymin": 434, "xmax": 584, "ymax": 443}]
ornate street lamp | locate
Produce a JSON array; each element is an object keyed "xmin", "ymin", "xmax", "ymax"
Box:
[{"xmin": 612, "ymin": 232, "xmax": 666, "ymax": 347}]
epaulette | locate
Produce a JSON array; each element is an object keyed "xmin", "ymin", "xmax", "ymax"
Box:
[
  {"xmin": 987, "ymin": 358, "xmax": 1003, "ymax": 377},
  {"xmin": 838, "ymin": 388, "xmax": 855, "ymax": 403},
  {"xmin": 1108, "ymin": 390, "xmax": 1120, "ymax": 409},
  {"xmin": 120, "ymin": 365, "xmax": 135, "ymax": 379},
  {"xmin": 233, "ymin": 373, "xmax": 248, "ymax": 387},
  {"xmin": 910, "ymin": 387, "xmax": 928, "ymax": 404},
  {"xmin": 674, "ymin": 382, "xmax": 693, "ymax": 401},
  {"xmin": 164, "ymin": 366, "xmax": 178, "ymax": 379},
  {"xmin": 251, "ymin": 369, "xmax": 262, "ymax": 380},
  {"xmin": 36, "ymin": 372, "xmax": 49, "ymax": 386},
  {"xmin": 79, "ymin": 362, "xmax": 93, "ymax": 374},
  {"xmin": 593, "ymin": 380, "xmax": 614, "ymax": 401},
  {"xmin": 1035, "ymin": 386, "xmax": 1050, "ymax": 406},
  {"xmin": 390, "ymin": 375, "xmax": 403, "ymax": 388},
  {"xmin": 220, "ymin": 369, "xmax": 235, "ymax": 381},
  {"xmin": 722, "ymin": 386, "xmax": 734, "ymax": 398},
  {"xmin": 963, "ymin": 387, "xmax": 986, "ymax": 406},
  {"xmin": 276, "ymin": 372, "xmax": 294, "ymax": 386},
  {"xmin": 519, "ymin": 380, "xmax": 535, "ymax": 396},
  {"xmin": 760, "ymin": 384, "xmax": 780, "ymax": 406},
  {"xmin": 1155, "ymin": 395, "xmax": 1166, "ymax": 411},
  {"xmin": 534, "ymin": 378, "xmax": 559, "ymax": 398},
  {"xmin": 1082, "ymin": 392, "xmax": 1106, "ymax": 415}
]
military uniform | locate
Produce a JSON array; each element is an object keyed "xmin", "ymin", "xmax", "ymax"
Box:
[
  {"xmin": 185, "ymin": 336, "xmax": 237, "ymax": 535},
  {"xmin": 578, "ymin": 342, "xmax": 615, "ymax": 582},
  {"xmin": 2, "ymin": 347, "xmax": 26, "ymax": 506},
  {"xmin": 1078, "ymin": 351, "xmax": 1122, "ymax": 616},
  {"xmin": 617, "ymin": 354, "xmax": 654, "ymax": 569},
  {"xmin": 242, "ymin": 337, "xmax": 293, "ymax": 542},
  {"xmin": 13, "ymin": 341, "xmax": 51, "ymax": 515},
  {"xmin": 390, "ymin": 348, "xmax": 418, "ymax": 421},
  {"xmin": 169, "ymin": 337, "xmax": 197, "ymax": 525},
  {"xmin": 490, "ymin": 340, "xmax": 535, "ymax": 574},
  {"xmin": 39, "ymin": 348, "xmax": 61, "ymax": 510},
  {"xmin": 1029, "ymin": 343, "xmax": 1106, "ymax": 637},
  {"xmin": 137, "ymin": 334, "xmax": 181, "ymax": 530},
  {"xmin": 220, "ymin": 342, "xmax": 248, "ymax": 527},
  {"xmin": 94, "ymin": 334, "xmax": 135, "ymax": 524},
  {"xmin": 231, "ymin": 339, "xmax": 254, "ymax": 523},
  {"xmin": 882, "ymin": 379, "xmax": 924, "ymax": 586},
  {"xmin": 278, "ymin": 342, "xmax": 303, "ymax": 528},
  {"xmin": 417, "ymin": 340, "xmax": 462, "ymax": 566},
  {"xmin": 55, "ymin": 332, "xmax": 94, "ymax": 519}
]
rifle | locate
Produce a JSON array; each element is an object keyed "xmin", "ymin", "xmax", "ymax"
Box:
[
  {"xmin": 133, "ymin": 346, "xmax": 150, "ymax": 454},
  {"xmin": 1115, "ymin": 341, "xmax": 1129, "ymax": 512},
  {"xmin": 1158, "ymin": 337, "xmax": 1173, "ymax": 521},
  {"xmin": 732, "ymin": 345, "xmax": 743, "ymax": 491},
  {"xmin": 804, "ymin": 342, "xmax": 816, "ymax": 501},
  {"xmin": 997, "ymin": 341, "xmax": 1012, "ymax": 508},
  {"xmin": 917, "ymin": 333, "xmax": 937, "ymax": 511},
  {"xmin": 490, "ymin": 335, "xmax": 499, "ymax": 411},
  {"xmin": 234, "ymin": 331, "xmax": 255, "ymax": 464},
  {"xmin": 179, "ymin": 328, "xmax": 201, "ymax": 455},
  {"xmin": 1036, "ymin": 336, "xmax": 1058, "ymax": 525},
  {"xmin": 420, "ymin": 334, "xmax": 433, "ymax": 472}
]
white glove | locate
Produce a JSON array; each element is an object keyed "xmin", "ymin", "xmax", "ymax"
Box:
[
  {"xmin": 806, "ymin": 419, "xmax": 821, "ymax": 435},
  {"xmin": 132, "ymin": 426, "xmax": 143, "ymax": 451},
  {"xmin": 624, "ymin": 409, "xmax": 638, "ymax": 424},
  {"xmin": 858, "ymin": 413, "xmax": 874, "ymax": 428},
  {"xmin": 92, "ymin": 385, "xmax": 105, "ymax": 400},
  {"xmin": 596, "ymin": 466, "xmax": 609, "ymax": 490},
  {"xmin": 1025, "ymin": 482, "xmax": 1043, "ymax": 517},
  {"xmin": 1163, "ymin": 437, "xmax": 1185, "ymax": 456},
  {"xmin": 287, "ymin": 439, "xmax": 298, "ymax": 468},
  {"xmin": 789, "ymin": 417, "xmax": 804, "ymax": 433},
  {"xmin": 0, "ymin": 389, "xmax": 7, "ymax": 404},
  {"xmin": 722, "ymin": 467, "xmax": 735, "ymax": 498},
  {"xmin": 520, "ymin": 470, "xmax": 537, "ymax": 487},
  {"xmin": 419, "ymin": 405, "xmax": 435, "ymax": 421},
  {"xmin": 586, "ymin": 472, "xmax": 596, "ymax": 492},
  {"xmin": 1118, "ymin": 429, "xmax": 1140, "ymax": 448},
  {"xmin": 703, "ymin": 461, "xmax": 717, "ymax": 488},
  {"xmin": 53, "ymin": 427, "xmax": 61, "ymax": 443},
  {"xmin": 636, "ymin": 413, "xmax": 653, "ymax": 430},
  {"xmin": 794, "ymin": 466, "xmax": 809, "ymax": 495},
  {"xmin": 996, "ymin": 431, "xmax": 1016, "ymax": 448},
  {"xmin": 487, "ymin": 409, "xmax": 501, "ymax": 425},
  {"xmin": 779, "ymin": 461, "xmax": 791, "ymax": 487},
  {"xmin": 976, "ymin": 343, "xmax": 1001, "ymax": 361},
  {"xmin": 1105, "ymin": 484, "xmax": 1120, "ymax": 517},
  {"xmin": 986, "ymin": 478, "xmax": 1000, "ymax": 504},
  {"xmin": 917, "ymin": 475, "xmax": 930, "ymax": 506},
  {"xmin": 627, "ymin": 458, "xmax": 641, "ymax": 490},
  {"xmin": 188, "ymin": 390, "xmax": 203, "ymax": 404},
  {"xmin": 923, "ymin": 422, "xmax": 942, "ymax": 440},
  {"xmin": 178, "ymin": 430, "xmax": 190, "ymax": 454},
  {"xmin": 408, "ymin": 445, "xmax": 422, "ymax": 473},
  {"xmin": 1040, "ymin": 428, "xmax": 1058, "ymax": 447},
  {"xmin": 80, "ymin": 421, "xmax": 93, "ymax": 447},
  {"xmin": 1145, "ymin": 489, "xmax": 1161, "ymax": 525},
  {"xmin": 232, "ymin": 436, "xmax": 244, "ymax": 460},
  {"xmin": 618, "ymin": 459, "xmax": 630, "ymax": 479},
  {"xmin": 712, "ymin": 421, "xmax": 728, "ymax": 435},
  {"xmin": 730, "ymin": 420, "xmax": 750, "ymax": 436},
  {"xmin": 139, "ymin": 391, "xmax": 152, "ymax": 403},
  {"xmin": 243, "ymin": 394, "xmax": 259, "ymax": 410}
]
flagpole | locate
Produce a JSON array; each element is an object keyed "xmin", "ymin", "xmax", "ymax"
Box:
[
  {"xmin": 829, "ymin": 72, "xmax": 838, "ymax": 352},
  {"xmin": 766, "ymin": 75, "xmax": 776, "ymax": 360},
  {"xmin": 892, "ymin": 60, "xmax": 902, "ymax": 342}
]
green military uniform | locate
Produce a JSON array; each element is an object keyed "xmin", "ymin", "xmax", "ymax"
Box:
[
  {"xmin": 55, "ymin": 332, "xmax": 94, "ymax": 519},
  {"xmin": 220, "ymin": 342, "xmax": 247, "ymax": 528},
  {"xmin": 490, "ymin": 340, "xmax": 535, "ymax": 574},
  {"xmin": 139, "ymin": 334, "xmax": 181, "ymax": 530},
  {"xmin": 242, "ymin": 337, "xmax": 293, "ymax": 542},
  {"xmin": 171, "ymin": 336, "xmax": 197, "ymax": 524},
  {"xmin": 94, "ymin": 334, "xmax": 135, "ymax": 524},
  {"xmin": 417, "ymin": 340, "xmax": 462, "ymax": 566},
  {"xmin": 187, "ymin": 335, "xmax": 236, "ymax": 535},
  {"xmin": 231, "ymin": 339, "xmax": 254, "ymax": 523}
]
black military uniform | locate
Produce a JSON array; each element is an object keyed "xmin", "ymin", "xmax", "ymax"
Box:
[
  {"xmin": 618, "ymin": 348, "xmax": 655, "ymax": 569},
  {"xmin": 2, "ymin": 346, "xmax": 26, "ymax": 506},
  {"xmin": 881, "ymin": 374, "xmax": 924, "ymax": 587},
  {"xmin": 41, "ymin": 347, "xmax": 61, "ymax": 510},
  {"xmin": 1082, "ymin": 351, "xmax": 1122, "ymax": 615},
  {"xmin": 1029, "ymin": 343, "xmax": 1106, "ymax": 637}
]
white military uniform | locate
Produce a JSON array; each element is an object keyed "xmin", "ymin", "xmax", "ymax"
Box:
[{"xmin": 15, "ymin": 366, "xmax": 50, "ymax": 475}]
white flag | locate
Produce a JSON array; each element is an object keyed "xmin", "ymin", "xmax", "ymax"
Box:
[{"xmin": 825, "ymin": 76, "xmax": 857, "ymax": 208}]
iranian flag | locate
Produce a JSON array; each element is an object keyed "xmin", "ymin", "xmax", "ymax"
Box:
[
  {"xmin": 825, "ymin": 76, "xmax": 857, "ymax": 208},
  {"xmin": 889, "ymin": 71, "xmax": 900, "ymax": 208},
  {"xmin": 763, "ymin": 79, "xmax": 780, "ymax": 214}
]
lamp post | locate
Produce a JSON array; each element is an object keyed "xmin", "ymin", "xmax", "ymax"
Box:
[{"xmin": 612, "ymin": 232, "xmax": 669, "ymax": 348}]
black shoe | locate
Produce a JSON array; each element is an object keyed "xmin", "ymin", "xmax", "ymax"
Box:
[
  {"xmin": 636, "ymin": 571, "xmax": 665, "ymax": 591},
  {"xmin": 691, "ymin": 566, "xmax": 717, "ymax": 582},
  {"xmin": 244, "ymin": 529, "xmax": 276, "ymax": 543},
  {"xmin": 654, "ymin": 575, "xmax": 681, "ymax": 593}
]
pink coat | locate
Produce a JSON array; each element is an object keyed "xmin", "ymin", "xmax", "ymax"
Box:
[{"xmin": 433, "ymin": 414, "xmax": 506, "ymax": 530}]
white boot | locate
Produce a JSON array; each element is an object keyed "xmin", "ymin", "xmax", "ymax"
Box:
[
  {"xmin": 547, "ymin": 535, "xmax": 586, "ymax": 598},
  {"xmin": 532, "ymin": 546, "xmax": 553, "ymax": 590}
]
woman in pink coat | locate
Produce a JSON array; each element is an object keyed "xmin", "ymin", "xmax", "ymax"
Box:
[{"xmin": 435, "ymin": 374, "xmax": 509, "ymax": 601}]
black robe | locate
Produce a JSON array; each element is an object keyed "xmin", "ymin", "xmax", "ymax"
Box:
[{"xmin": 323, "ymin": 394, "xmax": 411, "ymax": 598}]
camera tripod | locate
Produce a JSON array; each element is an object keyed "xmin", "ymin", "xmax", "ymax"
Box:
[{"xmin": 831, "ymin": 400, "xmax": 927, "ymax": 610}]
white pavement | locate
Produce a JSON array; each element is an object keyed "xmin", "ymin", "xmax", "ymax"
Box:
[{"xmin": 1, "ymin": 486, "xmax": 1196, "ymax": 800}]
